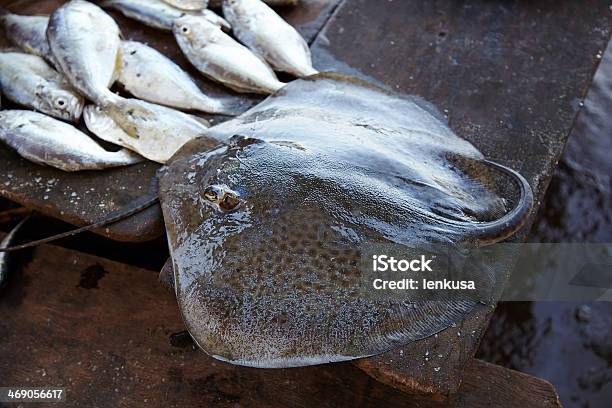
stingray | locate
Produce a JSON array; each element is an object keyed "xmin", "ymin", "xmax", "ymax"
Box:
[{"xmin": 157, "ymin": 73, "xmax": 533, "ymax": 368}]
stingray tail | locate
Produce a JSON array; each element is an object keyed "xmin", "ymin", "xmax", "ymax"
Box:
[
  {"xmin": 462, "ymin": 160, "xmax": 534, "ymax": 246},
  {"xmin": 0, "ymin": 176, "xmax": 160, "ymax": 253},
  {"xmin": 0, "ymin": 215, "xmax": 31, "ymax": 286}
]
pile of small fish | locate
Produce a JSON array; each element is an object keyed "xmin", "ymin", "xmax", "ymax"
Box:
[{"xmin": 0, "ymin": 0, "xmax": 316, "ymax": 170}]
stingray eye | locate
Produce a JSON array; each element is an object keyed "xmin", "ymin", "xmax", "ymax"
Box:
[
  {"xmin": 203, "ymin": 186, "xmax": 219, "ymax": 202},
  {"xmin": 54, "ymin": 97, "xmax": 68, "ymax": 108},
  {"xmin": 219, "ymin": 191, "xmax": 241, "ymax": 212}
]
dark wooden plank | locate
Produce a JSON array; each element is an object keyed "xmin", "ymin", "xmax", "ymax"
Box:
[
  {"xmin": 0, "ymin": 147, "xmax": 164, "ymax": 243},
  {"xmin": 451, "ymin": 359, "xmax": 561, "ymax": 408},
  {"xmin": 309, "ymin": 0, "xmax": 611, "ymax": 396},
  {"xmin": 0, "ymin": 0, "xmax": 337, "ymax": 243},
  {"xmin": 0, "ymin": 0, "xmax": 606, "ymax": 397},
  {"xmin": 282, "ymin": 0, "xmax": 342, "ymax": 44},
  {"xmin": 0, "ymin": 241, "xmax": 561, "ymax": 407},
  {"xmin": 354, "ymin": 305, "xmax": 495, "ymax": 397}
]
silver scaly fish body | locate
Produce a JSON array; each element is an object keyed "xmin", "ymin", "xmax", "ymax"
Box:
[
  {"xmin": 0, "ymin": 11, "xmax": 52, "ymax": 60},
  {"xmin": 47, "ymin": 0, "xmax": 121, "ymax": 105},
  {"xmin": 85, "ymin": 100, "xmax": 218, "ymax": 163},
  {"xmin": 118, "ymin": 41, "xmax": 236, "ymax": 114},
  {"xmin": 223, "ymin": 0, "xmax": 317, "ymax": 77},
  {"xmin": 162, "ymin": 0, "xmax": 208, "ymax": 11},
  {"xmin": 0, "ymin": 110, "xmax": 142, "ymax": 171},
  {"xmin": 101, "ymin": 0, "xmax": 229, "ymax": 31},
  {"xmin": 173, "ymin": 15, "xmax": 284, "ymax": 94},
  {"xmin": 0, "ymin": 51, "xmax": 83, "ymax": 119},
  {"xmin": 101, "ymin": 0, "xmax": 183, "ymax": 30},
  {"xmin": 209, "ymin": 0, "xmax": 298, "ymax": 7},
  {"xmin": 203, "ymin": 9, "xmax": 231, "ymax": 31},
  {"xmin": 260, "ymin": 0, "xmax": 298, "ymax": 4},
  {"xmin": 0, "ymin": 52, "xmax": 84, "ymax": 122}
]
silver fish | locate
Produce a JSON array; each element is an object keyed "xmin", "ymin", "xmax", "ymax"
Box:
[
  {"xmin": 0, "ymin": 216, "xmax": 30, "ymax": 287},
  {"xmin": 118, "ymin": 41, "xmax": 237, "ymax": 114},
  {"xmin": 0, "ymin": 10, "xmax": 52, "ymax": 61},
  {"xmin": 101, "ymin": 0, "xmax": 230, "ymax": 31},
  {"xmin": 223, "ymin": 0, "xmax": 317, "ymax": 77},
  {"xmin": 0, "ymin": 110, "xmax": 142, "ymax": 171},
  {"xmin": 202, "ymin": 9, "xmax": 231, "ymax": 31},
  {"xmin": 173, "ymin": 15, "xmax": 284, "ymax": 94},
  {"xmin": 0, "ymin": 52, "xmax": 84, "ymax": 122},
  {"xmin": 162, "ymin": 0, "xmax": 208, "ymax": 11},
  {"xmin": 47, "ymin": 0, "xmax": 121, "ymax": 105},
  {"xmin": 210, "ymin": 0, "xmax": 298, "ymax": 7},
  {"xmin": 85, "ymin": 100, "xmax": 217, "ymax": 163}
]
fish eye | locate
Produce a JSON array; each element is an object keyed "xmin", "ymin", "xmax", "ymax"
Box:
[
  {"xmin": 180, "ymin": 25, "xmax": 190, "ymax": 34},
  {"xmin": 54, "ymin": 97, "xmax": 67, "ymax": 108}
]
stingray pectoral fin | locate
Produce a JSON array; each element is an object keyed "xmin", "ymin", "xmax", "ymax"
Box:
[
  {"xmin": 159, "ymin": 258, "xmax": 176, "ymax": 293},
  {"xmin": 462, "ymin": 160, "xmax": 534, "ymax": 246}
]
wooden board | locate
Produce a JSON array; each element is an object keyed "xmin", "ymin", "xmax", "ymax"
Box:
[
  {"xmin": 1, "ymin": 0, "xmax": 608, "ymax": 398},
  {"xmin": 308, "ymin": 0, "xmax": 611, "ymax": 397},
  {"xmin": 0, "ymin": 0, "xmax": 340, "ymax": 242},
  {"xmin": 454, "ymin": 359, "xmax": 561, "ymax": 408},
  {"xmin": 0, "ymin": 242, "xmax": 560, "ymax": 407}
]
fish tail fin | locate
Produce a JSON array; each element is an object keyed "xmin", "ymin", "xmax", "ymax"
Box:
[
  {"xmin": 190, "ymin": 114, "xmax": 210, "ymax": 127},
  {"xmin": 215, "ymin": 98, "xmax": 248, "ymax": 116},
  {"xmin": 299, "ymin": 66, "xmax": 320, "ymax": 78},
  {"xmin": 117, "ymin": 148, "xmax": 145, "ymax": 164},
  {"xmin": 103, "ymin": 98, "xmax": 157, "ymax": 139},
  {"xmin": 112, "ymin": 40, "xmax": 123, "ymax": 81},
  {"xmin": 95, "ymin": 88, "xmax": 122, "ymax": 107},
  {"xmin": 191, "ymin": 93, "xmax": 246, "ymax": 116}
]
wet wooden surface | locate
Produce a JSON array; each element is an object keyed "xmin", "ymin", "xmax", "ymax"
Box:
[
  {"xmin": 0, "ymin": 0, "xmax": 609, "ymax": 400},
  {"xmin": 0, "ymin": 0, "xmax": 341, "ymax": 242},
  {"xmin": 310, "ymin": 0, "xmax": 611, "ymax": 396},
  {"xmin": 0, "ymin": 241, "xmax": 560, "ymax": 407}
]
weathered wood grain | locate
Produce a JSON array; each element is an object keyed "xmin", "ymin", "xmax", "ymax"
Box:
[
  {"xmin": 0, "ymin": 242, "xmax": 560, "ymax": 407},
  {"xmin": 0, "ymin": 0, "xmax": 608, "ymax": 399}
]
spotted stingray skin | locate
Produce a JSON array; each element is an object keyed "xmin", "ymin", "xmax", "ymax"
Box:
[{"xmin": 159, "ymin": 74, "xmax": 533, "ymax": 367}]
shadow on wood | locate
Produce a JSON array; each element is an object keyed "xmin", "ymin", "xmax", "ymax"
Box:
[{"xmin": 0, "ymin": 242, "xmax": 560, "ymax": 407}]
